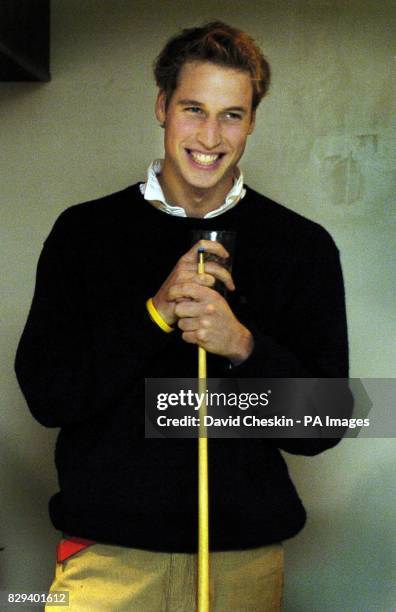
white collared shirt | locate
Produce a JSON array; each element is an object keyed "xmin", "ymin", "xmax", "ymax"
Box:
[{"xmin": 140, "ymin": 159, "xmax": 246, "ymax": 218}]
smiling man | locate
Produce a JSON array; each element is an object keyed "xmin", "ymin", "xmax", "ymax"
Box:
[
  {"xmin": 15, "ymin": 22, "xmax": 350, "ymax": 611},
  {"xmin": 155, "ymin": 61, "xmax": 255, "ymax": 217}
]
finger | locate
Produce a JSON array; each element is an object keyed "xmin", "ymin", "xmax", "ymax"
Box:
[
  {"xmin": 175, "ymin": 297, "xmax": 193, "ymax": 303},
  {"xmin": 178, "ymin": 316, "xmax": 210, "ymax": 331},
  {"xmin": 172, "ymin": 266, "xmax": 202, "ymax": 283},
  {"xmin": 181, "ymin": 240, "xmax": 229, "ymax": 264},
  {"xmin": 194, "ymin": 273, "xmax": 216, "ymax": 288},
  {"xmin": 169, "ymin": 282, "xmax": 207, "ymax": 303},
  {"xmin": 177, "ymin": 244, "xmax": 234, "ymax": 291},
  {"xmin": 189, "ymin": 264, "xmax": 234, "ymax": 292},
  {"xmin": 175, "ymin": 299, "xmax": 215, "ymax": 319},
  {"xmin": 181, "ymin": 331, "xmax": 198, "ymax": 345},
  {"xmin": 174, "ymin": 300, "xmax": 203, "ymax": 319},
  {"xmin": 176, "ymin": 271, "xmax": 220, "ymax": 290},
  {"xmin": 168, "ymin": 270, "xmax": 214, "ymax": 296},
  {"xmin": 177, "ymin": 317, "xmax": 200, "ymax": 331},
  {"xmin": 203, "ymin": 261, "xmax": 235, "ymax": 291},
  {"xmin": 181, "ymin": 329, "xmax": 208, "ymax": 344}
]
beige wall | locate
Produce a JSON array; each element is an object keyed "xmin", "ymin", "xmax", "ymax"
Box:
[{"xmin": 1, "ymin": 1, "xmax": 395, "ymax": 609}]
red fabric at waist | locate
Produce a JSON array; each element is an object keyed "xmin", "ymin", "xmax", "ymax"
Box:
[{"xmin": 57, "ymin": 536, "xmax": 96, "ymax": 563}]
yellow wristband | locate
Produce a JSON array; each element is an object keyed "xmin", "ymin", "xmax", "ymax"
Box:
[{"xmin": 146, "ymin": 298, "xmax": 174, "ymax": 333}]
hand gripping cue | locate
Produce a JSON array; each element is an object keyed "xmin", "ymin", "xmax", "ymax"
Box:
[{"xmin": 197, "ymin": 247, "xmax": 210, "ymax": 612}]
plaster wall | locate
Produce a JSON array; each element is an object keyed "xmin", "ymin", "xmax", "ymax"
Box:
[{"xmin": 1, "ymin": 1, "xmax": 395, "ymax": 609}]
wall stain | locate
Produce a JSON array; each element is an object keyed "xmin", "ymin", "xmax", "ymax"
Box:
[{"xmin": 316, "ymin": 132, "xmax": 382, "ymax": 209}]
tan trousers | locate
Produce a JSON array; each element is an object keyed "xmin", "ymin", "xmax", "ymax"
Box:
[{"xmin": 46, "ymin": 541, "xmax": 284, "ymax": 611}]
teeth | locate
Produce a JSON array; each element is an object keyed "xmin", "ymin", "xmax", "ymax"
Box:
[{"xmin": 190, "ymin": 151, "xmax": 220, "ymax": 165}]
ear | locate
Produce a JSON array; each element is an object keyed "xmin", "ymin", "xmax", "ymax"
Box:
[
  {"xmin": 248, "ymin": 110, "xmax": 256, "ymax": 135},
  {"xmin": 155, "ymin": 90, "xmax": 167, "ymax": 125}
]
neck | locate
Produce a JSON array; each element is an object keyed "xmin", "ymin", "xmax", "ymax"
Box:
[{"xmin": 158, "ymin": 167, "xmax": 234, "ymax": 218}]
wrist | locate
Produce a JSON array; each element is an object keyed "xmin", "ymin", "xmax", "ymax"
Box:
[
  {"xmin": 152, "ymin": 295, "xmax": 175, "ymax": 326},
  {"xmin": 146, "ymin": 298, "xmax": 175, "ymax": 333},
  {"xmin": 228, "ymin": 326, "xmax": 254, "ymax": 366}
]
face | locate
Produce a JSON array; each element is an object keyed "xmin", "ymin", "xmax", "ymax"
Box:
[{"xmin": 155, "ymin": 61, "xmax": 255, "ymax": 200}]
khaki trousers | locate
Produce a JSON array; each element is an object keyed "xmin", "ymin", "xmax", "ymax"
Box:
[{"xmin": 46, "ymin": 541, "xmax": 284, "ymax": 611}]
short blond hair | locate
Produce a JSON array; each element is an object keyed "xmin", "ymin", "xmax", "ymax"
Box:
[{"xmin": 153, "ymin": 21, "xmax": 271, "ymax": 110}]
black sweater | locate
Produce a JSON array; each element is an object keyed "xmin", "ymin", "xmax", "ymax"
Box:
[{"xmin": 15, "ymin": 184, "xmax": 349, "ymax": 552}]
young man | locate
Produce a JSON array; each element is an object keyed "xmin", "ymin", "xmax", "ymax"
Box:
[{"xmin": 15, "ymin": 22, "xmax": 350, "ymax": 611}]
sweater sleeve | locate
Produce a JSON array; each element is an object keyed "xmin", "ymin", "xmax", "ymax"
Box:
[
  {"xmin": 14, "ymin": 210, "xmax": 172, "ymax": 428},
  {"xmin": 229, "ymin": 226, "xmax": 352, "ymax": 456}
]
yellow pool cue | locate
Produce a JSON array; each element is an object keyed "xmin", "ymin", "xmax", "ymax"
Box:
[{"xmin": 197, "ymin": 247, "xmax": 210, "ymax": 612}]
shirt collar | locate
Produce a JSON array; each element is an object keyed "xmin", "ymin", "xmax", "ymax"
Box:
[{"xmin": 139, "ymin": 159, "xmax": 246, "ymax": 218}]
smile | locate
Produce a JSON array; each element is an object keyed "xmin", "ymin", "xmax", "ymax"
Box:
[{"xmin": 186, "ymin": 149, "xmax": 224, "ymax": 167}]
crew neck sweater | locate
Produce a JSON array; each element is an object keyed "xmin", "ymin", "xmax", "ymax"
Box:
[{"xmin": 15, "ymin": 183, "xmax": 349, "ymax": 552}]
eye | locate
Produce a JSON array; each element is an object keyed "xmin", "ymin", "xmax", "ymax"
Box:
[
  {"xmin": 185, "ymin": 106, "xmax": 204, "ymax": 115},
  {"xmin": 224, "ymin": 112, "xmax": 243, "ymax": 121}
]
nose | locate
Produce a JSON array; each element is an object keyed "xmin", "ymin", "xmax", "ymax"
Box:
[{"xmin": 196, "ymin": 117, "xmax": 222, "ymax": 150}]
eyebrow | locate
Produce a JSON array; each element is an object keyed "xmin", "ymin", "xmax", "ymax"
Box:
[
  {"xmin": 177, "ymin": 99, "xmax": 248, "ymax": 114},
  {"xmin": 177, "ymin": 99, "xmax": 204, "ymax": 106}
]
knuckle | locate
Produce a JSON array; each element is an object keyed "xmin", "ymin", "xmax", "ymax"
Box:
[
  {"xmin": 177, "ymin": 269, "xmax": 188, "ymax": 281},
  {"xmin": 175, "ymin": 266, "xmax": 185, "ymax": 277},
  {"xmin": 197, "ymin": 329, "xmax": 207, "ymax": 341}
]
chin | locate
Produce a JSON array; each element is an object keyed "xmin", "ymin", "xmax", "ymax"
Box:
[{"xmin": 182, "ymin": 170, "xmax": 230, "ymax": 192}]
